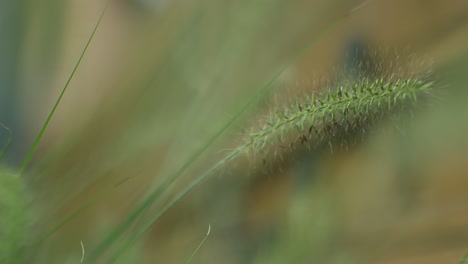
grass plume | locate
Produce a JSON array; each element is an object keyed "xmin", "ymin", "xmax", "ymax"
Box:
[{"xmin": 244, "ymin": 76, "xmax": 434, "ymax": 161}]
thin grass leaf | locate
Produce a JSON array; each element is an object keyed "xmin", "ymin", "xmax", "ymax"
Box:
[{"xmin": 19, "ymin": 0, "xmax": 111, "ymax": 175}]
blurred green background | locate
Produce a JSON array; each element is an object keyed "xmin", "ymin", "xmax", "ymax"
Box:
[{"xmin": 1, "ymin": 0, "xmax": 468, "ymax": 263}]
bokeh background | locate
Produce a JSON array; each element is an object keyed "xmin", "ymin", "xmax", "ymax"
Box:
[{"xmin": 1, "ymin": 0, "xmax": 468, "ymax": 263}]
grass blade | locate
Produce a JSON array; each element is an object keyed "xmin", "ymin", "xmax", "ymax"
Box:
[{"xmin": 19, "ymin": 0, "xmax": 111, "ymax": 175}]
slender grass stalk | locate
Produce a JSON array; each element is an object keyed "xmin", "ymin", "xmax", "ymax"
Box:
[{"xmin": 19, "ymin": 0, "xmax": 111, "ymax": 175}]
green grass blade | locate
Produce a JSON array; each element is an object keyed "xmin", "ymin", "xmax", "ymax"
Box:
[{"xmin": 19, "ymin": 0, "xmax": 111, "ymax": 175}]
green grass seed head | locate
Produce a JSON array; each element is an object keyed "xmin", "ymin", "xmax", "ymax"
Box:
[
  {"xmin": 0, "ymin": 168, "xmax": 30, "ymax": 263},
  {"xmin": 241, "ymin": 76, "xmax": 434, "ymax": 165}
]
